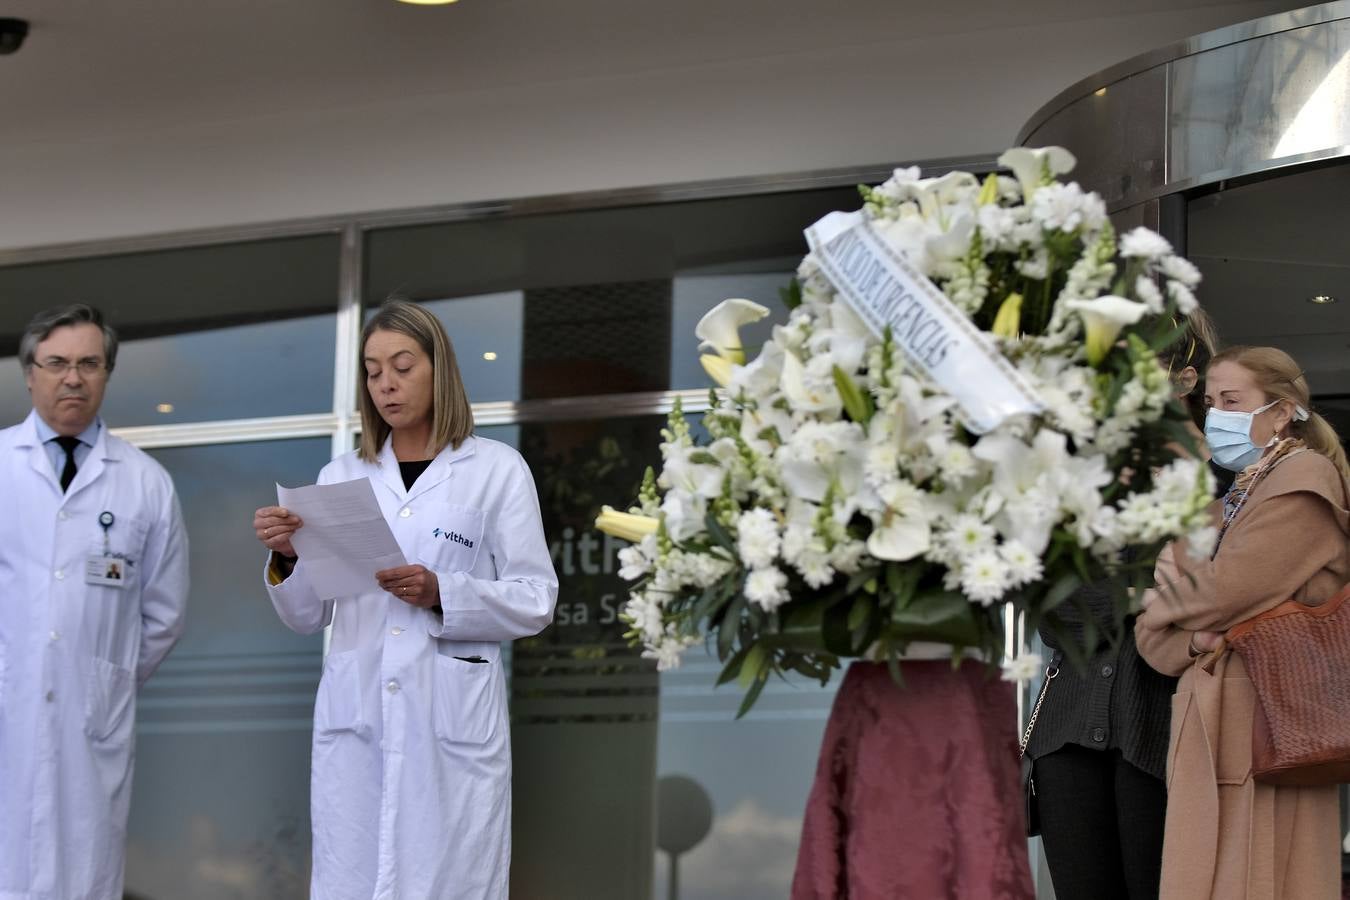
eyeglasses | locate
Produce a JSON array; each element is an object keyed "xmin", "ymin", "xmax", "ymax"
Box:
[{"xmin": 32, "ymin": 357, "xmax": 107, "ymax": 378}]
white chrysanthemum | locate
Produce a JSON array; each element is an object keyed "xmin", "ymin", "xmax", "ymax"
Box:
[
  {"xmin": 744, "ymin": 566, "xmax": 790, "ymax": 612},
  {"xmin": 1134, "ymin": 275, "xmax": 1164, "ymax": 313},
  {"xmin": 960, "ymin": 551, "xmax": 1011, "ymax": 605},
  {"xmin": 1001, "ymin": 652, "xmax": 1044, "ymax": 683},
  {"xmin": 999, "ymin": 540, "xmax": 1044, "ymax": 586},
  {"xmin": 1169, "ymin": 280, "xmax": 1199, "ymax": 315},
  {"xmin": 795, "ymin": 549, "xmax": 836, "ymax": 589},
  {"xmin": 1158, "ymin": 254, "xmax": 1202, "ymax": 288},
  {"xmin": 736, "ymin": 507, "xmax": 781, "ymax": 570},
  {"xmin": 1119, "ymin": 227, "xmax": 1172, "ymax": 260},
  {"xmin": 945, "ymin": 513, "xmax": 996, "ymax": 560},
  {"xmin": 1030, "ymin": 181, "xmax": 1100, "ymax": 234}
]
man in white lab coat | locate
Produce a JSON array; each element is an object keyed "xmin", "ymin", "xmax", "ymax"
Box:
[
  {"xmin": 0, "ymin": 304, "xmax": 189, "ymax": 900},
  {"xmin": 254, "ymin": 300, "xmax": 557, "ymax": 899}
]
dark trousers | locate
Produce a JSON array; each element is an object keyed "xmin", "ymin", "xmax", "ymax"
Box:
[{"xmin": 1034, "ymin": 744, "xmax": 1167, "ymax": 900}]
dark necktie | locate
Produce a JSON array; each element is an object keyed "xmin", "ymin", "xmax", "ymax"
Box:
[{"xmin": 55, "ymin": 435, "xmax": 81, "ymax": 493}]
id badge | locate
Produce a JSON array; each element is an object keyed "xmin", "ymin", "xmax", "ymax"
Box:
[{"xmin": 86, "ymin": 555, "xmax": 129, "ymax": 588}]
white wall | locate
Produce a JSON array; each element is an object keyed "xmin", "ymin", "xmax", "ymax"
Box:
[{"xmin": 0, "ymin": 0, "xmax": 1303, "ymax": 250}]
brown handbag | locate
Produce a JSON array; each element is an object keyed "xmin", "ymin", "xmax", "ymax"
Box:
[{"xmin": 1223, "ymin": 582, "xmax": 1350, "ymax": 786}]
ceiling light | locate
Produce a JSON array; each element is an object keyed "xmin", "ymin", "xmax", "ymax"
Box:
[
  {"xmin": 1093, "ymin": 87, "xmax": 1107, "ymax": 97},
  {"xmin": 156, "ymin": 403, "xmax": 175, "ymax": 414},
  {"xmin": 396, "ymin": 0, "xmax": 459, "ymax": 5},
  {"xmin": 1308, "ymin": 294, "xmax": 1338, "ymax": 305},
  {"xmin": 483, "ymin": 351, "xmax": 498, "ymax": 361}
]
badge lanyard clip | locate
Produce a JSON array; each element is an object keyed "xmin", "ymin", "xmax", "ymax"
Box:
[{"xmin": 98, "ymin": 511, "xmax": 115, "ymax": 555}]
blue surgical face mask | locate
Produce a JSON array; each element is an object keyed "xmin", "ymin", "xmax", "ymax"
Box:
[{"xmin": 1204, "ymin": 400, "xmax": 1282, "ymax": 472}]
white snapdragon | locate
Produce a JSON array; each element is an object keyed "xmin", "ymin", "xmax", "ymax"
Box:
[{"xmin": 1158, "ymin": 254, "xmax": 1202, "ymax": 288}]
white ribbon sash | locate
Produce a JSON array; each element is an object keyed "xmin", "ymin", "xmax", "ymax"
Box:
[{"xmin": 805, "ymin": 211, "xmax": 1043, "ymax": 434}]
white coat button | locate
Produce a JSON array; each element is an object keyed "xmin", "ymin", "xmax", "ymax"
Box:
[
  {"xmin": 54, "ymin": 569, "xmax": 64, "ymax": 580},
  {"xmin": 58, "ymin": 510, "xmax": 69, "ymax": 521},
  {"xmin": 49, "ymin": 631, "xmax": 59, "ymax": 641},
  {"xmin": 399, "ymin": 507, "xmax": 412, "ymax": 518},
  {"xmin": 387, "ymin": 680, "xmax": 400, "ymax": 694},
  {"xmin": 391, "ymin": 627, "xmax": 403, "ymax": 636},
  {"xmin": 45, "ymin": 691, "xmax": 55, "ymax": 702}
]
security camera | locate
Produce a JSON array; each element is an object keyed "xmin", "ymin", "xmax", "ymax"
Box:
[{"xmin": 0, "ymin": 18, "xmax": 29, "ymax": 56}]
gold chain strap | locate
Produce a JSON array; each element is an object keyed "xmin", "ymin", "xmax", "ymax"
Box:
[{"xmin": 1019, "ymin": 666, "xmax": 1058, "ymax": 758}]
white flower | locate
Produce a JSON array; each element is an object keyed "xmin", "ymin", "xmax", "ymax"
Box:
[
  {"xmin": 1119, "ymin": 227, "xmax": 1172, "ymax": 260},
  {"xmin": 997, "ymin": 146, "xmax": 1076, "ymax": 201},
  {"xmin": 1063, "ymin": 295, "xmax": 1150, "ymax": 365},
  {"xmin": 999, "ymin": 540, "xmax": 1044, "ymax": 586},
  {"xmin": 1030, "ymin": 182, "xmax": 1102, "ymax": 234},
  {"xmin": 617, "ymin": 543, "xmax": 652, "ymax": 581},
  {"xmin": 795, "ymin": 549, "xmax": 836, "ymax": 589},
  {"xmin": 736, "ymin": 507, "xmax": 782, "ymax": 570},
  {"xmin": 1134, "ymin": 275, "xmax": 1164, "ymax": 313},
  {"xmin": 1169, "ymin": 280, "xmax": 1199, "ymax": 315},
  {"xmin": 696, "ymin": 298, "xmax": 770, "ymax": 364},
  {"xmin": 961, "ymin": 550, "xmax": 1011, "ymax": 605},
  {"xmin": 1158, "ymin": 255, "xmax": 1202, "ymax": 288},
  {"xmin": 1001, "ymin": 652, "xmax": 1044, "ymax": 683},
  {"xmin": 945, "ymin": 513, "xmax": 996, "ymax": 560},
  {"xmin": 744, "ymin": 566, "xmax": 790, "ymax": 612}
]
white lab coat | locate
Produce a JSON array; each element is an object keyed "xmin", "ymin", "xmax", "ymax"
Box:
[
  {"xmin": 265, "ymin": 435, "xmax": 557, "ymax": 900},
  {"xmin": 0, "ymin": 411, "xmax": 189, "ymax": 900}
]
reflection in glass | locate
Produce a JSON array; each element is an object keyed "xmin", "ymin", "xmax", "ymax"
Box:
[
  {"xmin": 125, "ymin": 438, "xmax": 331, "ymax": 900},
  {"xmin": 0, "ymin": 314, "xmax": 336, "ymax": 430},
  {"xmin": 421, "ymin": 293, "xmax": 524, "ymax": 404}
]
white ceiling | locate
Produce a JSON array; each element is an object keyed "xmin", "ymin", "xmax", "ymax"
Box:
[{"xmin": 0, "ymin": 0, "xmax": 1297, "ymax": 149}]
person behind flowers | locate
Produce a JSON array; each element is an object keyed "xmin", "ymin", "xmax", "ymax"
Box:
[
  {"xmin": 1026, "ymin": 310, "xmax": 1228, "ymax": 900},
  {"xmin": 251, "ymin": 299, "xmax": 558, "ymax": 899},
  {"xmin": 1136, "ymin": 345, "xmax": 1350, "ymax": 900}
]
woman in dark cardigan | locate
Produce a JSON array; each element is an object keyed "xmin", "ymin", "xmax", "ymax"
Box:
[{"xmin": 1025, "ymin": 310, "xmax": 1228, "ymax": 900}]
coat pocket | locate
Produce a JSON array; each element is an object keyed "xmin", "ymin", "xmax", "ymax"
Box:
[
  {"xmin": 314, "ymin": 650, "xmax": 369, "ymax": 741},
  {"xmin": 432, "ymin": 653, "xmax": 499, "ymax": 745},
  {"xmin": 84, "ymin": 656, "xmax": 135, "ymax": 743},
  {"xmin": 420, "ymin": 504, "xmax": 486, "ymax": 574}
]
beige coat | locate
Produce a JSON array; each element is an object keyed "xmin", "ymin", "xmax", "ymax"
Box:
[{"xmin": 1136, "ymin": 450, "xmax": 1350, "ymax": 900}]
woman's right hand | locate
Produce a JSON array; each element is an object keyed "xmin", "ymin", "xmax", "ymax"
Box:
[{"xmin": 254, "ymin": 506, "xmax": 303, "ymax": 558}]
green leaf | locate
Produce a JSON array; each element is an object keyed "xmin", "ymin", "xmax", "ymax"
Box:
[
  {"xmin": 735, "ymin": 670, "xmax": 770, "ymax": 719},
  {"xmin": 889, "ymin": 590, "xmax": 981, "ymax": 646},
  {"xmin": 832, "ymin": 365, "xmax": 875, "ymax": 424},
  {"xmin": 703, "ymin": 511, "xmax": 737, "ymax": 555},
  {"xmin": 716, "ymin": 591, "xmax": 747, "ymax": 659},
  {"xmin": 716, "ymin": 643, "xmax": 753, "ymax": 686},
  {"xmin": 847, "ymin": 594, "xmax": 871, "ymax": 632},
  {"xmin": 1040, "ymin": 572, "xmax": 1083, "ymax": 616},
  {"xmin": 737, "ymin": 643, "xmax": 767, "ymax": 689},
  {"xmin": 780, "ymin": 279, "xmax": 803, "ymax": 311}
]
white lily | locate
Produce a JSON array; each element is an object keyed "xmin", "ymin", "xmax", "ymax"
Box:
[
  {"xmin": 997, "ymin": 146, "xmax": 1076, "ymax": 202},
  {"xmin": 1063, "ymin": 295, "xmax": 1149, "ymax": 365},
  {"xmin": 695, "ymin": 298, "xmax": 770, "ymax": 364},
  {"xmin": 700, "ymin": 353, "xmax": 734, "ymax": 387},
  {"xmin": 594, "ymin": 506, "xmax": 660, "ymax": 543}
]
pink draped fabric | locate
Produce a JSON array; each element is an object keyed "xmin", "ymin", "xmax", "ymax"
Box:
[{"xmin": 792, "ymin": 660, "xmax": 1035, "ymax": 900}]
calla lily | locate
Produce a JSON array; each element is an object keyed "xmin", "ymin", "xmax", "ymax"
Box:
[
  {"xmin": 866, "ymin": 514, "xmax": 931, "ymax": 561},
  {"xmin": 700, "ymin": 353, "xmax": 734, "ymax": 388},
  {"xmin": 991, "ymin": 292, "xmax": 1023, "ymax": 339},
  {"xmin": 696, "ymin": 298, "xmax": 770, "ymax": 364},
  {"xmin": 977, "ymin": 172, "xmax": 1001, "ymax": 206},
  {"xmin": 997, "ymin": 146, "xmax": 1076, "ymax": 201},
  {"xmin": 595, "ymin": 506, "xmax": 660, "ymax": 543},
  {"xmin": 1063, "ymin": 296, "xmax": 1149, "ymax": 366}
]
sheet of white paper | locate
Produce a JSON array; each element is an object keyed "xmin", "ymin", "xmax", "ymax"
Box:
[{"xmin": 276, "ymin": 476, "xmax": 407, "ymax": 599}]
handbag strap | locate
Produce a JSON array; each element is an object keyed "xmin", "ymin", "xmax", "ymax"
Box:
[{"xmin": 1019, "ymin": 664, "xmax": 1059, "ymax": 759}]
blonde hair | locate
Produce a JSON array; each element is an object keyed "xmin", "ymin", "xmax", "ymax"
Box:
[
  {"xmin": 357, "ymin": 299, "xmax": 474, "ymax": 462},
  {"xmin": 1209, "ymin": 345, "xmax": 1350, "ymax": 481},
  {"xmin": 1161, "ymin": 306, "xmax": 1221, "ymax": 429}
]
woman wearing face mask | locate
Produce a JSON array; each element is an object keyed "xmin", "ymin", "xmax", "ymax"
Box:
[
  {"xmin": 1026, "ymin": 311, "xmax": 1231, "ymax": 900},
  {"xmin": 1136, "ymin": 345, "xmax": 1350, "ymax": 900}
]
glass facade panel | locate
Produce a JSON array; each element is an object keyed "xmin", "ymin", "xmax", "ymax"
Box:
[{"xmin": 125, "ymin": 438, "xmax": 331, "ymax": 900}]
